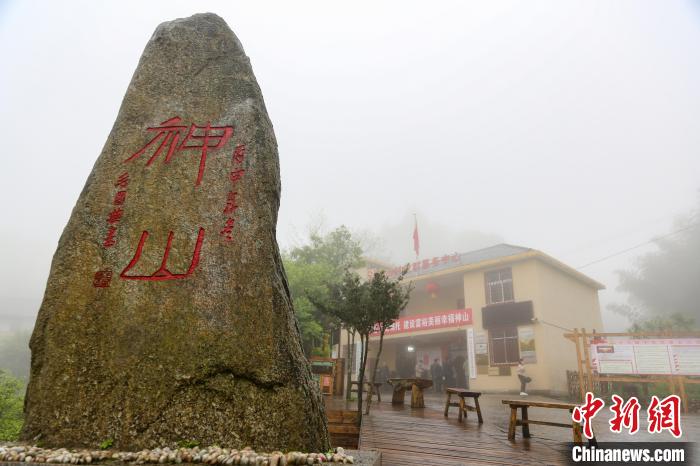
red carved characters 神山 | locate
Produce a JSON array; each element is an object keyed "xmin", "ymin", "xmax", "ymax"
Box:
[
  {"xmin": 95, "ymin": 117, "xmax": 244, "ymax": 287},
  {"xmin": 120, "ymin": 228, "xmax": 205, "ymax": 281},
  {"xmin": 125, "ymin": 116, "xmax": 233, "ymax": 186}
]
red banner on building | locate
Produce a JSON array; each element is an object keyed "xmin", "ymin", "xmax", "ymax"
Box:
[{"xmin": 371, "ymin": 309, "xmax": 472, "ymax": 337}]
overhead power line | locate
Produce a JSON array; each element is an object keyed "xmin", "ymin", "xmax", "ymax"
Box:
[{"xmin": 576, "ymin": 222, "xmax": 700, "ymax": 270}]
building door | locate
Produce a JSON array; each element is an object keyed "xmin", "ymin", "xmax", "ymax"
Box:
[{"xmin": 396, "ymin": 346, "xmax": 416, "ymax": 378}]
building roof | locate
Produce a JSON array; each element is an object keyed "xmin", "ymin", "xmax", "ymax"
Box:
[
  {"xmin": 389, "ymin": 243, "xmax": 605, "ymax": 290},
  {"xmin": 457, "ymin": 243, "xmax": 532, "ymax": 266}
]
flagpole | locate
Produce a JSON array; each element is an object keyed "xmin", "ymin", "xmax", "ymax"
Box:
[{"xmin": 413, "ymin": 213, "xmax": 419, "ymax": 261}]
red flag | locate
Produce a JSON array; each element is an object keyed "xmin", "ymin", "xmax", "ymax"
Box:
[{"xmin": 413, "ymin": 217, "xmax": 420, "ymax": 259}]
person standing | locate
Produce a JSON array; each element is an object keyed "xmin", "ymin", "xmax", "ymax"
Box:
[
  {"xmin": 443, "ymin": 357, "xmax": 455, "ymax": 388},
  {"xmin": 415, "ymin": 360, "xmax": 425, "ymax": 379},
  {"xmin": 517, "ymin": 358, "xmax": 531, "ymax": 395},
  {"xmin": 430, "ymin": 358, "xmax": 443, "ymax": 393},
  {"xmin": 454, "ymin": 355, "xmax": 467, "ymax": 388}
]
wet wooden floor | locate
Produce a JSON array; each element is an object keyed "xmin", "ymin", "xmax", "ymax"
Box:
[{"xmin": 356, "ymin": 398, "xmax": 568, "ymax": 466}]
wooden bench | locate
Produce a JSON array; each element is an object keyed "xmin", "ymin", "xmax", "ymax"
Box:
[
  {"xmin": 501, "ymin": 399, "xmax": 594, "ymax": 444},
  {"xmin": 444, "ymin": 388, "xmax": 483, "ymax": 423},
  {"xmin": 350, "ymin": 381, "xmax": 383, "ymax": 402},
  {"xmin": 388, "ymin": 378, "xmax": 433, "ymax": 408},
  {"xmin": 326, "ymin": 409, "xmax": 360, "ymax": 449}
]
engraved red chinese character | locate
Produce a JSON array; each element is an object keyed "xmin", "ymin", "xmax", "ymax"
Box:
[
  {"xmin": 115, "ymin": 172, "xmax": 130, "ymax": 188},
  {"xmin": 103, "ymin": 227, "xmax": 117, "ymax": 248},
  {"xmin": 647, "ymin": 395, "xmax": 682, "ymax": 438},
  {"xmin": 120, "ymin": 228, "xmax": 205, "ymax": 281},
  {"xmin": 106, "ymin": 208, "xmax": 124, "ymax": 224},
  {"xmin": 93, "ymin": 269, "xmax": 113, "ymax": 288},
  {"xmin": 229, "ymin": 168, "xmax": 245, "ymax": 184},
  {"xmin": 223, "ymin": 191, "xmax": 239, "ymax": 215},
  {"xmin": 572, "ymin": 392, "xmax": 605, "ymax": 439},
  {"xmin": 220, "ymin": 218, "xmax": 234, "ymax": 241},
  {"xmin": 125, "ymin": 116, "xmax": 186, "ymax": 164},
  {"xmin": 113, "ymin": 191, "xmax": 127, "ymax": 206},
  {"xmin": 609, "ymin": 395, "xmax": 640, "ymax": 434},
  {"xmin": 232, "ymin": 144, "xmax": 246, "ymax": 164},
  {"xmin": 125, "ymin": 117, "xmax": 233, "ymax": 186}
]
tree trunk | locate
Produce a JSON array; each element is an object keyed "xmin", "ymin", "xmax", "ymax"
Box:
[
  {"xmin": 345, "ymin": 330, "xmax": 355, "ymax": 400},
  {"xmin": 356, "ymin": 333, "xmax": 369, "ymax": 426},
  {"xmin": 365, "ymin": 330, "xmax": 385, "ymax": 414},
  {"xmin": 322, "ymin": 332, "xmax": 329, "ymax": 356}
]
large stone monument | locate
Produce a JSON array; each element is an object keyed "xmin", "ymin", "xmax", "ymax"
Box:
[{"xmin": 22, "ymin": 13, "xmax": 329, "ymax": 452}]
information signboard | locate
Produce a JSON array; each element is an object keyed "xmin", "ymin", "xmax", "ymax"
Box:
[{"xmin": 591, "ymin": 339, "xmax": 700, "ymax": 376}]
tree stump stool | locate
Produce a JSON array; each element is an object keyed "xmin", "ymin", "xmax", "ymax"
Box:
[{"xmin": 388, "ymin": 378, "xmax": 433, "ymax": 408}]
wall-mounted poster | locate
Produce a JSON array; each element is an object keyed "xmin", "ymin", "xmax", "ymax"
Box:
[
  {"xmin": 475, "ymin": 332, "xmax": 489, "ymax": 374},
  {"xmin": 518, "ymin": 326, "xmax": 537, "ymax": 364}
]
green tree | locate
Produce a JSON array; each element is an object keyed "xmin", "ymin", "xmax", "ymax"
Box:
[
  {"xmin": 311, "ymin": 272, "xmax": 374, "ymax": 423},
  {"xmin": 0, "ymin": 370, "xmax": 24, "ymax": 441},
  {"xmin": 364, "ymin": 269, "xmax": 412, "ymax": 415},
  {"xmin": 288, "ymin": 226, "xmax": 364, "ymax": 275},
  {"xmin": 610, "ymin": 201, "xmax": 700, "ymax": 330},
  {"xmin": 626, "ymin": 313, "xmax": 696, "ymax": 333},
  {"xmin": 284, "ymin": 260, "xmax": 332, "ymax": 355},
  {"xmin": 283, "ymin": 225, "xmax": 364, "ymax": 356},
  {"xmin": 312, "ymin": 269, "xmax": 412, "ymax": 422}
]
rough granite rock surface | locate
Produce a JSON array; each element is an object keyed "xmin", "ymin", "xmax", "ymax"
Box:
[{"xmin": 21, "ymin": 13, "xmax": 329, "ymax": 452}]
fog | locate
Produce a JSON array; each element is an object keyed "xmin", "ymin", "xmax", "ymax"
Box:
[{"xmin": 1, "ymin": 0, "xmax": 699, "ymax": 332}]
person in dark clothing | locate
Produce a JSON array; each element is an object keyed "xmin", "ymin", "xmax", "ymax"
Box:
[
  {"xmin": 430, "ymin": 358, "xmax": 443, "ymax": 393},
  {"xmin": 443, "ymin": 357, "xmax": 455, "ymax": 388},
  {"xmin": 454, "ymin": 355, "xmax": 467, "ymax": 388}
]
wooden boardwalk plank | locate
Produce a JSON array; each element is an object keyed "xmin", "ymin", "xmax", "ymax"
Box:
[{"xmin": 359, "ymin": 401, "xmax": 567, "ymax": 466}]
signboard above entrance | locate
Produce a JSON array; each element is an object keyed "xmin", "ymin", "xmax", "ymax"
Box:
[{"xmin": 371, "ymin": 309, "xmax": 473, "ymax": 337}]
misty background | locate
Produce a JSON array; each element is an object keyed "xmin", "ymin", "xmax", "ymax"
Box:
[{"xmin": 1, "ymin": 0, "xmax": 700, "ymax": 336}]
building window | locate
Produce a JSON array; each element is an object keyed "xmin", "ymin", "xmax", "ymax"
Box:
[
  {"xmin": 489, "ymin": 326, "xmax": 520, "ymax": 365},
  {"xmin": 485, "ymin": 268, "xmax": 514, "ymax": 304}
]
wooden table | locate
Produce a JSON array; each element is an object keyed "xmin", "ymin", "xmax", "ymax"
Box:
[
  {"xmin": 388, "ymin": 378, "xmax": 433, "ymax": 408},
  {"xmin": 444, "ymin": 388, "xmax": 483, "ymax": 423},
  {"xmin": 502, "ymin": 399, "xmax": 593, "ymax": 444}
]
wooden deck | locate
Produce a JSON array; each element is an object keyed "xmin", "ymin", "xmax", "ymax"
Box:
[{"xmin": 358, "ymin": 399, "xmax": 567, "ymax": 466}]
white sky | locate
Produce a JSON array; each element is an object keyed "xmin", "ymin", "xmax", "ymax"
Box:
[{"xmin": 1, "ymin": 0, "xmax": 699, "ymax": 331}]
